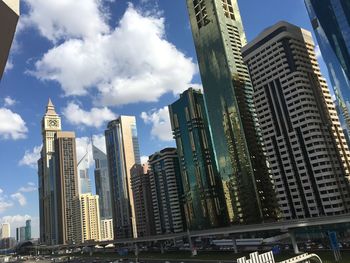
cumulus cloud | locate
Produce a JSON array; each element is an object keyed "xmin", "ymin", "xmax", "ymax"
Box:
[
  {"xmin": 19, "ymin": 145, "xmax": 42, "ymax": 168},
  {"xmin": 24, "ymin": 3, "xmax": 198, "ymax": 106},
  {"xmin": 315, "ymin": 45, "xmax": 322, "ymax": 59},
  {"xmin": 18, "ymin": 182, "xmax": 37, "ymax": 193},
  {"xmin": 0, "ymin": 189, "xmax": 13, "ymax": 213},
  {"xmin": 11, "ymin": 193, "xmax": 26, "ymax": 206},
  {"xmin": 3, "ymin": 96, "xmax": 17, "ymax": 107},
  {"xmin": 0, "ymin": 108, "xmax": 28, "ymax": 140},
  {"xmin": 0, "ymin": 200, "xmax": 13, "ymax": 213},
  {"xmin": 141, "ymin": 106, "xmax": 173, "ymax": 141},
  {"xmin": 141, "ymin": 155, "xmax": 149, "ymax": 165},
  {"xmin": 63, "ymin": 102, "xmax": 116, "ymax": 128},
  {"xmin": 4, "ymin": 60, "xmax": 14, "ymax": 73},
  {"xmin": 21, "ymin": 0, "xmax": 109, "ymax": 42}
]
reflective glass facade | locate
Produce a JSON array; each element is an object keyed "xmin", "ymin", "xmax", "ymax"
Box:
[
  {"xmin": 305, "ymin": 0, "xmax": 350, "ymax": 143},
  {"xmin": 93, "ymin": 145, "xmax": 113, "ymax": 220},
  {"xmin": 169, "ymin": 88, "xmax": 228, "ymax": 230},
  {"xmin": 105, "ymin": 116, "xmax": 141, "ymax": 239},
  {"xmin": 187, "ymin": 0, "xmax": 279, "ymax": 223}
]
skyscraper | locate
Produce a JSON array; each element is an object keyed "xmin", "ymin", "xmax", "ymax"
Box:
[
  {"xmin": 1, "ymin": 223, "xmax": 10, "ymax": 239},
  {"xmin": 0, "ymin": 0, "xmax": 19, "ymax": 79},
  {"xmin": 93, "ymin": 145, "xmax": 112, "ymax": 219},
  {"xmin": 242, "ymin": 21, "xmax": 350, "ymax": 219},
  {"xmin": 25, "ymin": 220, "xmax": 31, "ymax": 241},
  {"xmin": 16, "ymin": 227, "xmax": 25, "ymax": 242},
  {"xmin": 105, "ymin": 116, "xmax": 141, "ymax": 239},
  {"xmin": 100, "ymin": 218, "xmax": 114, "ymax": 241},
  {"xmin": 169, "ymin": 88, "xmax": 228, "ymax": 230},
  {"xmin": 130, "ymin": 164, "xmax": 155, "ymax": 237},
  {"xmin": 54, "ymin": 131, "xmax": 79, "ymax": 245},
  {"xmin": 149, "ymin": 148, "xmax": 185, "ymax": 235},
  {"xmin": 305, "ymin": 0, "xmax": 350, "ymax": 144},
  {"xmin": 186, "ymin": 0, "xmax": 279, "ymax": 223},
  {"xmin": 38, "ymin": 99, "xmax": 62, "ymax": 244},
  {"xmin": 74, "ymin": 193, "xmax": 101, "ymax": 243},
  {"xmin": 77, "ymin": 150, "xmax": 92, "ymax": 194}
]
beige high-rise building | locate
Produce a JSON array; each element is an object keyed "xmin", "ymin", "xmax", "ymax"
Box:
[
  {"xmin": 242, "ymin": 21, "xmax": 350, "ymax": 219},
  {"xmin": 0, "ymin": 0, "xmax": 19, "ymax": 79},
  {"xmin": 100, "ymin": 218, "xmax": 113, "ymax": 241},
  {"xmin": 55, "ymin": 131, "xmax": 79, "ymax": 245},
  {"xmin": 74, "ymin": 194, "xmax": 101, "ymax": 243},
  {"xmin": 38, "ymin": 100, "xmax": 62, "ymax": 244},
  {"xmin": 105, "ymin": 116, "xmax": 141, "ymax": 239},
  {"xmin": 1, "ymin": 223, "xmax": 10, "ymax": 239}
]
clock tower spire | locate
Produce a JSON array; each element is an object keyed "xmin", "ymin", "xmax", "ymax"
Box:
[{"xmin": 39, "ymin": 98, "xmax": 62, "ymax": 243}]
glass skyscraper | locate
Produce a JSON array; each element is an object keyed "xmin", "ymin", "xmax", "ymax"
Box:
[
  {"xmin": 186, "ymin": 0, "xmax": 279, "ymax": 223},
  {"xmin": 105, "ymin": 116, "xmax": 141, "ymax": 239},
  {"xmin": 169, "ymin": 88, "xmax": 228, "ymax": 230},
  {"xmin": 305, "ymin": 0, "xmax": 350, "ymax": 143},
  {"xmin": 93, "ymin": 145, "xmax": 113, "ymax": 220}
]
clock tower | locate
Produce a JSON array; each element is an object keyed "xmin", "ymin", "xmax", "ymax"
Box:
[
  {"xmin": 42, "ymin": 98, "xmax": 62, "ymax": 155},
  {"xmin": 40, "ymin": 98, "xmax": 62, "ymax": 244}
]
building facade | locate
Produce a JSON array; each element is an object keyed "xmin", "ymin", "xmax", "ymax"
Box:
[
  {"xmin": 105, "ymin": 116, "xmax": 141, "ymax": 239},
  {"xmin": 77, "ymin": 149, "xmax": 92, "ymax": 195},
  {"xmin": 0, "ymin": 0, "xmax": 19, "ymax": 79},
  {"xmin": 130, "ymin": 164, "xmax": 155, "ymax": 237},
  {"xmin": 305, "ymin": 0, "xmax": 350, "ymax": 144},
  {"xmin": 1, "ymin": 223, "xmax": 10, "ymax": 239},
  {"xmin": 169, "ymin": 88, "xmax": 228, "ymax": 230},
  {"xmin": 149, "ymin": 148, "xmax": 185, "ymax": 235},
  {"xmin": 38, "ymin": 99, "xmax": 62, "ymax": 245},
  {"xmin": 74, "ymin": 194, "xmax": 101, "ymax": 243},
  {"xmin": 100, "ymin": 218, "xmax": 114, "ymax": 241},
  {"xmin": 54, "ymin": 131, "xmax": 79, "ymax": 245},
  {"xmin": 186, "ymin": 0, "xmax": 279, "ymax": 224},
  {"xmin": 242, "ymin": 21, "xmax": 350, "ymax": 219},
  {"xmin": 93, "ymin": 145, "xmax": 112, "ymax": 219},
  {"xmin": 16, "ymin": 227, "xmax": 25, "ymax": 243},
  {"xmin": 25, "ymin": 220, "xmax": 31, "ymax": 240}
]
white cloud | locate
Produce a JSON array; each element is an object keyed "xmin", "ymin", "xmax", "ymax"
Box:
[
  {"xmin": 63, "ymin": 102, "xmax": 116, "ymax": 128},
  {"xmin": 4, "ymin": 60, "xmax": 13, "ymax": 73},
  {"xmin": 0, "ymin": 189, "xmax": 13, "ymax": 213},
  {"xmin": 18, "ymin": 182, "xmax": 37, "ymax": 193},
  {"xmin": 315, "ymin": 45, "xmax": 322, "ymax": 59},
  {"xmin": 141, "ymin": 155, "xmax": 149, "ymax": 165},
  {"xmin": 0, "ymin": 201, "xmax": 13, "ymax": 213},
  {"xmin": 0, "ymin": 108, "xmax": 28, "ymax": 140},
  {"xmin": 141, "ymin": 106, "xmax": 173, "ymax": 141},
  {"xmin": 21, "ymin": 0, "xmax": 109, "ymax": 42},
  {"xmin": 11, "ymin": 193, "xmax": 26, "ymax": 206},
  {"xmin": 3, "ymin": 96, "xmax": 17, "ymax": 107},
  {"xmin": 19, "ymin": 145, "xmax": 42, "ymax": 168},
  {"xmin": 25, "ymin": 4, "xmax": 198, "ymax": 106}
]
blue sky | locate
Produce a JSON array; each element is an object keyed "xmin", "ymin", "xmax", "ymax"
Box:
[{"xmin": 0, "ymin": 0, "xmax": 326, "ymax": 238}]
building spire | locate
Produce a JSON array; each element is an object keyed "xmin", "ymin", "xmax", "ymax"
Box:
[{"xmin": 46, "ymin": 98, "xmax": 57, "ymax": 115}]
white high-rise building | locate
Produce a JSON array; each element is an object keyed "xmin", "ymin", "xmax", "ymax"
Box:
[
  {"xmin": 1, "ymin": 223, "xmax": 10, "ymax": 239},
  {"xmin": 100, "ymin": 219, "xmax": 113, "ymax": 241},
  {"xmin": 242, "ymin": 21, "xmax": 350, "ymax": 219},
  {"xmin": 74, "ymin": 194, "xmax": 101, "ymax": 243}
]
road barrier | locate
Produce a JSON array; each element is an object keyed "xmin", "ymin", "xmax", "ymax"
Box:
[{"xmin": 237, "ymin": 251, "xmax": 323, "ymax": 263}]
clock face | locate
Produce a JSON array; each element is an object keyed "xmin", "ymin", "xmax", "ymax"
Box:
[{"xmin": 48, "ymin": 119, "xmax": 58, "ymax": 127}]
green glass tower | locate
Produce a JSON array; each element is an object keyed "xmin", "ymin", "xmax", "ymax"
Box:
[
  {"xmin": 186, "ymin": 0, "xmax": 279, "ymax": 223},
  {"xmin": 169, "ymin": 88, "xmax": 228, "ymax": 230}
]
